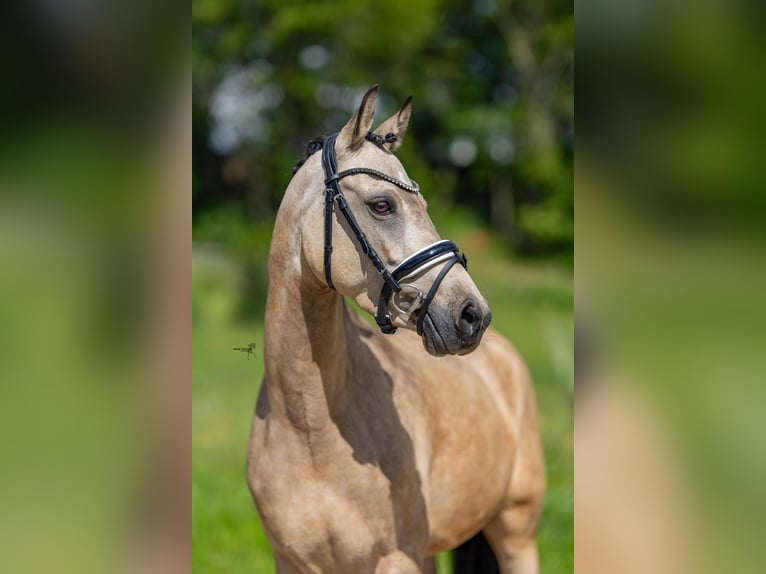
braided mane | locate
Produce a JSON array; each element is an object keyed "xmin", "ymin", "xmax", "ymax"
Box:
[
  {"xmin": 291, "ymin": 132, "xmax": 397, "ymax": 175},
  {"xmin": 292, "ymin": 135, "xmax": 327, "ymax": 175}
]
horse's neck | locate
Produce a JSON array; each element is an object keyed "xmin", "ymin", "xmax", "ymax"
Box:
[{"xmin": 263, "ymin": 270, "xmax": 353, "ymax": 433}]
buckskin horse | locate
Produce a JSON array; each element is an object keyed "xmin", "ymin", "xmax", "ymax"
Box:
[{"xmin": 247, "ymin": 85, "xmax": 545, "ymax": 573}]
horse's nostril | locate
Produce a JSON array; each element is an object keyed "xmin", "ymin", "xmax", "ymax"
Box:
[
  {"xmin": 462, "ymin": 304, "xmax": 479, "ymax": 324},
  {"xmin": 458, "ymin": 302, "xmax": 482, "ymax": 338}
]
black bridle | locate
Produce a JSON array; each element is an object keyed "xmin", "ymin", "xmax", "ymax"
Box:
[{"xmin": 321, "ymin": 132, "xmax": 467, "ymax": 335}]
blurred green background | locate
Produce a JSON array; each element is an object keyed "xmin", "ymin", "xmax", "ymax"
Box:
[{"xmin": 192, "ymin": 0, "xmax": 573, "ymax": 572}]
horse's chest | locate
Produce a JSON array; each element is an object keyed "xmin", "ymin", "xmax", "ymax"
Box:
[{"xmin": 251, "ymin": 423, "xmax": 428, "ymax": 569}]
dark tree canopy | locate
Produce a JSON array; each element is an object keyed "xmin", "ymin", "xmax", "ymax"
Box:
[{"xmin": 193, "ymin": 0, "xmax": 573, "ymax": 258}]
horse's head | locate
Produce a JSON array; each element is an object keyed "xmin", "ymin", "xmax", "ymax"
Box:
[{"xmin": 293, "ymin": 85, "xmax": 491, "ymax": 356}]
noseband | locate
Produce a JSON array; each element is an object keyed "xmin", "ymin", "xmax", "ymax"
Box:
[{"xmin": 321, "ymin": 132, "xmax": 467, "ymax": 335}]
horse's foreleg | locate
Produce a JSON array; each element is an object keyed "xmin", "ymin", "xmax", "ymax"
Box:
[
  {"xmin": 421, "ymin": 556, "xmax": 437, "ymax": 574},
  {"xmin": 482, "ymin": 523, "xmax": 539, "ymax": 574},
  {"xmin": 482, "ymin": 482, "xmax": 544, "ymax": 574},
  {"xmin": 272, "ymin": 550, "xmax": 323, "ymax": 574},
  {"xmin": 482, "ymin": 482, "xmax": 545, "ymax": 574},
  {"xmin": 374, "ymin": 550, "xmax": 424, "ymax": 574},
  {"xmin": 483, "ymin": 396, "xmax": 546, "ymax": 574}
]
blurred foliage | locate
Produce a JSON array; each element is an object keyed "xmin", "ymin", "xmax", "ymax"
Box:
[
  {"xmin": 577, "ymin": 1, "xmax": 766, "ymax": 572},
  {"xmin": 192, "ymin": 0, "xmax": 573, "ymax": 260}
]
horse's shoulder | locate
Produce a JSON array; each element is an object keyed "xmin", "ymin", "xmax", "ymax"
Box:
[
  {"xmin": 461, "ymin": 328, "xmax": 535, "ymax": 423},
  {"xmin": 481, "ymin": 327, "xmax": 522, "ymax": 357},
  {"xmin": 479, "ymin": 328, "xmax": 530, "ymax": 378}
]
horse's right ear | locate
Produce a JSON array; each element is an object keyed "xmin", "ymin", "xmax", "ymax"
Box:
[
  {"xmin": 338, "ymin": 85, "xmax": 379, "ymax": 151},
  {"xmin": 373, "ymin": 95, "xmax": 413, "ymax": 152}
]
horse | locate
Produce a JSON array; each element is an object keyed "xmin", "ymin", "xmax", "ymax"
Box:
[{"xmin": 247, "ymin": 85, "xmax": 545, "ymax": 574}]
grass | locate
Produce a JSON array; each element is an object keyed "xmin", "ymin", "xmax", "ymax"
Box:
[{"xmin": 192, "ymin": 216, "xmax": 573, "ymax": 573}]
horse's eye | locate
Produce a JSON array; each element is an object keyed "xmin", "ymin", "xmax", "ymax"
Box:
[{"xmin": 369, "ymin": 199, "xmax": 394, "ymax": 215}]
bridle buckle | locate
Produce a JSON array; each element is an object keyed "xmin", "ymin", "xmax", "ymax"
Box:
[{"xmin": 391, "ymin": 283, "xmax": 423, "ymax": 319}]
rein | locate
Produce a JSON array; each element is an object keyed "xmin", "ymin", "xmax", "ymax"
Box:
[{"xmin": 321, "ymin": 132, "xmax": 467, "ymax": 335}]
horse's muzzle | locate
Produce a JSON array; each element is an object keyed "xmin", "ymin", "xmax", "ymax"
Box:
[{"xmin": 418, "ymin": 299, "xmax": 491, "ymax": 356}]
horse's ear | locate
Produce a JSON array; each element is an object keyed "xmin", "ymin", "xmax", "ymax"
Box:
[
  {"xmin": 373, "ymin": 96, "xmax": 413, "ymax": 152},
  {"xmin": 338, "ymin": 85, "xmax": 379, "ymax": 150}
]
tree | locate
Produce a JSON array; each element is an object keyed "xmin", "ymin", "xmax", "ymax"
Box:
[{"xmin": 192, "ymin": 0, "xmax": 573, "ymax": 258}]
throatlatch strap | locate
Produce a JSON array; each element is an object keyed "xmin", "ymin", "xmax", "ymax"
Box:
[
  {"xmin": 323, "ymin": 188, "xmax": 336, "ymax": 290},
  {"xmin": 322, "ymin": 133, "xmax": 341, "ymax": 290}
]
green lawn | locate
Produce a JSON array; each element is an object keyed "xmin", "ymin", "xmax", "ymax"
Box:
[{"xmin": 192, "ymin": 218, "xmax": 573, "ymax": 573}]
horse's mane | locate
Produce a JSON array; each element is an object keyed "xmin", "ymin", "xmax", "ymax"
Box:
[
  {"xmin": 292, "ymin": 136, "xmax": 327, "ymax": 175},
  {"xmin": 291, "ymin": 132, "xmax": 397, "ymax": 175}
]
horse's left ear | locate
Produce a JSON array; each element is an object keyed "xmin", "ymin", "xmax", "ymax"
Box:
[
  {"xmin": 373, "ymin": 96, "xmax": 413, "ymax": 152},
  {"xmin": 338, "ymin": 85, "xmax": 379, "ymax": 150}
]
